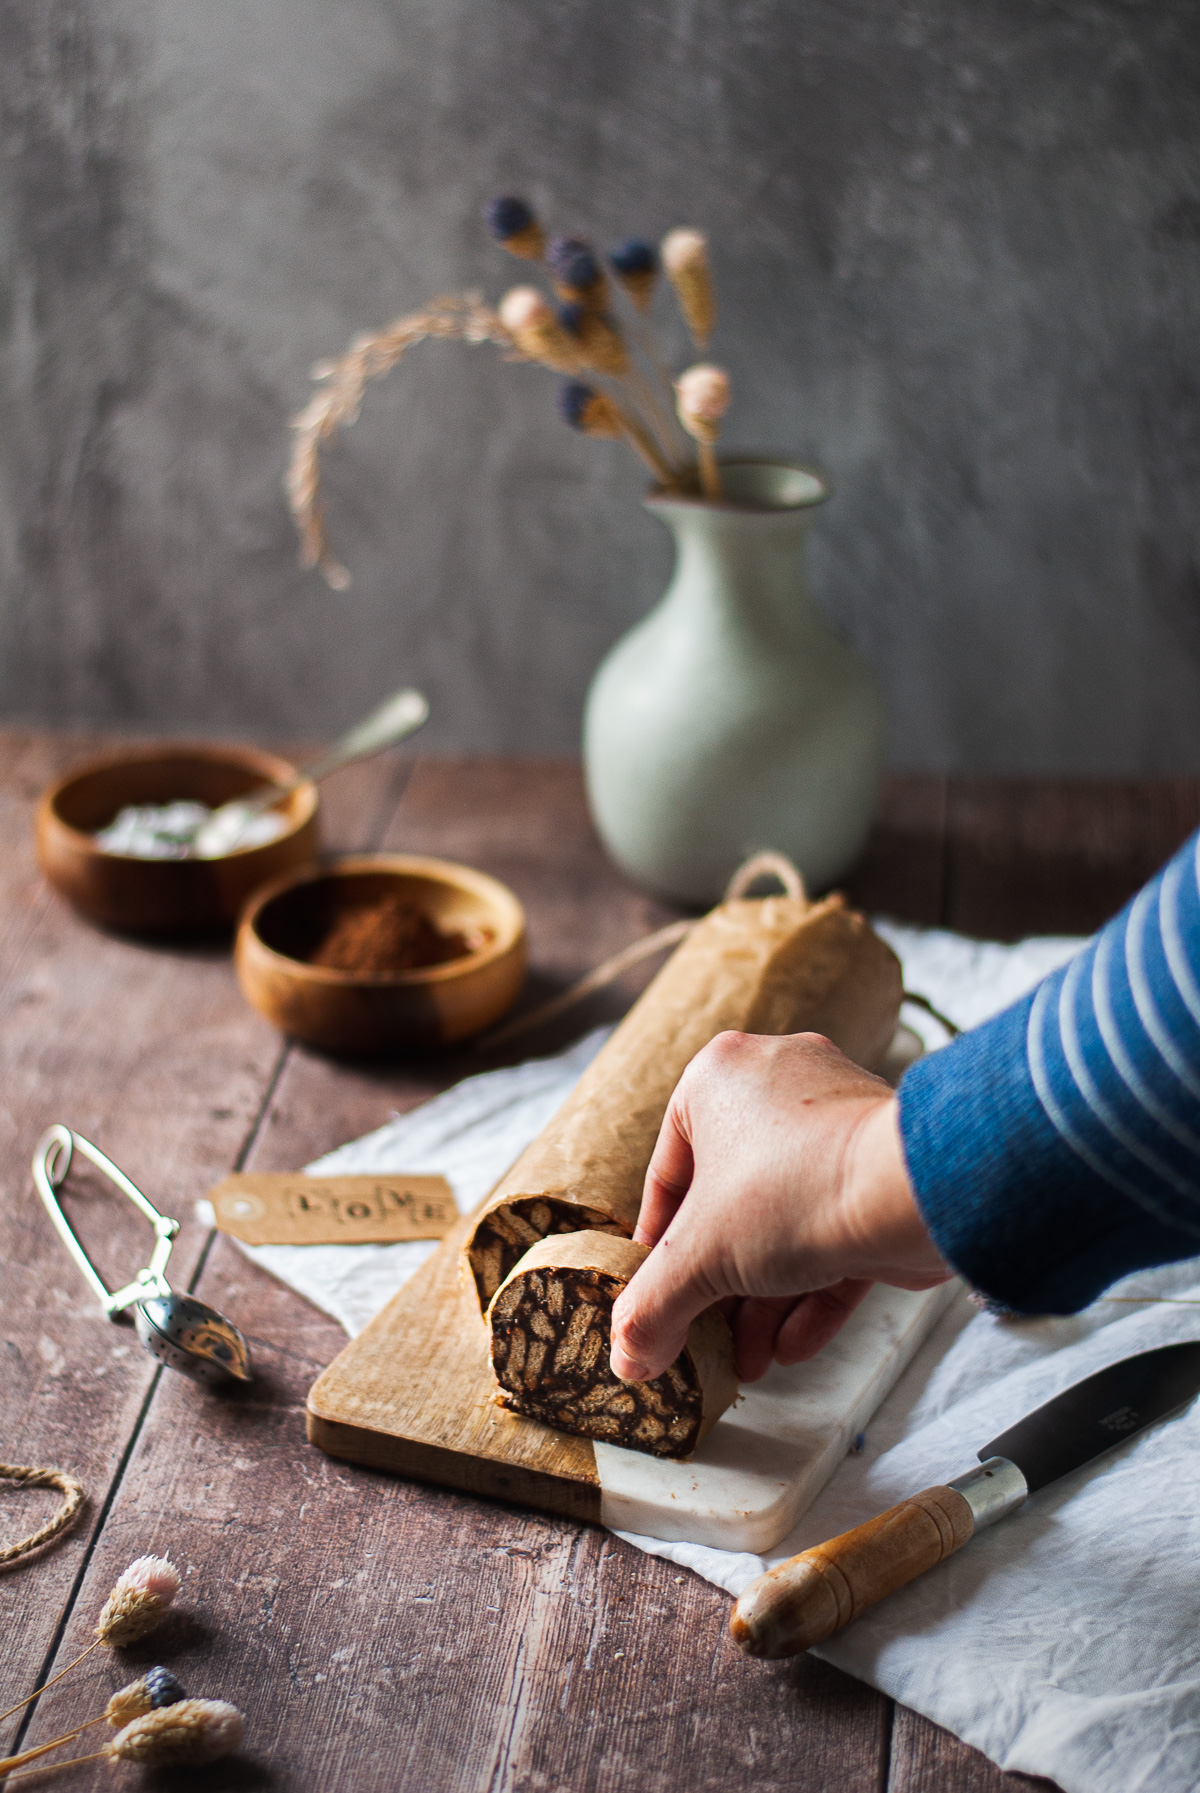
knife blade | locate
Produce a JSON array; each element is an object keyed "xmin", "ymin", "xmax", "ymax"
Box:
[{"xmin": 731, "ymin": 1338, "xmax": 1200, "ymax": 1659}]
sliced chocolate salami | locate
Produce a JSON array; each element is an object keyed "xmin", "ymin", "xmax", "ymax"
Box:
[{"xmin": 487, "ymin": 1232, "xmax": 737, "ymax": 1460}]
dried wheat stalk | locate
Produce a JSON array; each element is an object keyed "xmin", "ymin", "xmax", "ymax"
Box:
[{"xmin": 286, "ymin": 293, "xmax": 519, "ymax": 590}]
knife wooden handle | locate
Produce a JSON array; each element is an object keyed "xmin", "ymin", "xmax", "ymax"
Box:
[{"xmin": 730, "ymin": 1484, "xmax": 975, "ymax": 1659}]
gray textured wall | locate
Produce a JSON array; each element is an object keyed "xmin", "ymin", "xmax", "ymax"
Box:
[{"xmin": 1, "ymin": 0, "xmax": 1198, "ymax": 769}]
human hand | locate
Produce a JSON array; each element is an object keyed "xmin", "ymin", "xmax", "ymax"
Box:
[{"xmin": 609, "ymin": 1031, "xmax": 950, "ymax": 1384}]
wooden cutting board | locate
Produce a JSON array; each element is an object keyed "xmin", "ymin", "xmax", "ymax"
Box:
[{"xmin": 307, "ymin": 1214, "xmax": 964, "ymax": 1552}]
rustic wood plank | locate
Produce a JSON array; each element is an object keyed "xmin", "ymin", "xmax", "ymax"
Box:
[
  {"xmin": 382, "ymin": 757, "xmax": 682, "ymax": 1034},
  {"xmin": 0, "ymin": 728, "xmax": 281, "ymax": 1746},
  {"xmin": 243, "ymin": 758, "xmax": 684, "ymax": 1199},
  {"xmin": 0, "ymin": 729, "xmax": 402, "ymax": 1759},
  {"xmin": 32, "ymin": 758, "xmax": 1175, "ymax": 1791},
  {"xmin": 889, "ymin": 1706, "xmax": 1059, "ymax": 1792},
  {"xmin": 20, "ymin": 758, "xmax": 890, "ymax": 1790},
  {"xmin": 27, "ymin": 1342, "xmax": 889, "ymax": 1792},
  {"xmin": 845, "ymin": 775, "xmax": 947, "ymax": 926},
  {"xmin": 944, "ymin": 777, "xmax": 1200, "ymax": 939}
]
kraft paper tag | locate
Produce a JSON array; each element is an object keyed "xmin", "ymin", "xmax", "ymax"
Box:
[{"xmin": 207, "ymin": 1173, "xmax": 458, "ymax": 1246}]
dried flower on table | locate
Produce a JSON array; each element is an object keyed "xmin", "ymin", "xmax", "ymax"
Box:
[
  {"xmin": 0, "ymin": 1556, "xmax": 183, "ymax": 1734},
  {"xmin": 661, "ymin": 227, "xmax": 715, "ymax": 350},
  {"xmin": 105, "ymin": 1667, "xmax": 187, "ymax": 1726},
  {"xmin": 0, "ymin": 1670, "xmax": 187, "ymax": 1776},
  {"xmin": 0, "ymin": 1667, "xmax": 190, "ymax": 1779},
  {"xmin": 97, "ymin": 1555, "xmax": 182, "ymax": 1646},
  {"xmin": 107, "ymin": 1698, "xmax": 245, "ymax": 1767},
  {"xmin": 484, "ymin": 195, "xmax": 544, "ymax": 261},
  {"xmin": 608, "ymin": 239, "xmax": 658, "ymax": 310},
  {"xmin": 4, "ymin": 1699, "xmax": 247, "ymax": 1782}
]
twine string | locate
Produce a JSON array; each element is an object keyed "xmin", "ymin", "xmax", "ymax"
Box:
[
  {"xmin": 476, "ymin": 849, "xmax": 955, "ymax": 1056},
  {"xmin": 0, "ymin": 1466, "xmax": 93, "ymax": 1736},
  {"xmin": 722, "ymin": 850, "xmax": 806, "ymax": 902},
  {"xmin": 477, "ymin": 852, "xmax": 803, "ymax": 1051},
  {"xmin": 899, "ymin": 988, "xmax": 962, "ymax": 1040},
  {"xmin": 0, "ymin": 1466, "xmax": 85, "ymax": 1570},
  {"xmin": 477, "ymin": 919, "xmax": 695, "ymax": 1051}
]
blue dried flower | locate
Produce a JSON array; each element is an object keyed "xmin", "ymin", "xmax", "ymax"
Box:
[
  {"xmin": 546, "ymin": 236, "xmax": 601, "ymax": 293},
  {"xmin": 608, "ymin": 239, "xmax": 657, "ymax": 278},
  {"xmin": 554, "ymin": 302, "xmax": 628, "ymax": 375},
  {"xmin": 143, "ymin": 1667, "xmax": 187, "ymax": 1709},
  {"xmin": 484, "ymin": 196, "xmax": 544, "ymax": 259},
  {"xmin": 546, "ymin": 235, "xmax": 589, "ymax": 273},
  {"xmin": 484, "ymin": 196, "xmax": 535, "ymax": 242},
  {"xmin": 556, "ymin": 381, "xmax": 621, "ymax": 439},
  {"xmin": 607, "ymin": 238, "xmax": 658, "ymax": 311},
  {"xmin": 558, "ymin": 380, "xmax": 595, "ymax": 429}
]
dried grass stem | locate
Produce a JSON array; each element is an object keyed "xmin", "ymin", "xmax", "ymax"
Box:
[
  {"xmin": 287, "ymin": 293, "xmax": 517, "ymax": 590},
  {"xmin": 697, "ymin": 441, "xmax": 722, "ymax": 500},
  {"xmin": 0, "ymin": 1643, "xmax": 99, "ymax": 1730},
  {"xmin": 604, "ymin": 396, "xmax": 678, "ymax": 486}
]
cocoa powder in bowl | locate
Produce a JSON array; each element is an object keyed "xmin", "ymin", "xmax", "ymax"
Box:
[
  {"xmin": 237, "ymin": 857, "xmax": 526, "ymax": 1053},
  {"xmin": 304, "ymin": 888, "xmax": 485, "ymax": 978}
]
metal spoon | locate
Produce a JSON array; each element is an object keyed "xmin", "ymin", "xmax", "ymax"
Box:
[
  {"xmin": 191, "ymin": 686, "xmax": 430, "ymax": 858},
  {"xmin": 32, "ymin": 1125, "xmax": 252, "ymax": 1388}
]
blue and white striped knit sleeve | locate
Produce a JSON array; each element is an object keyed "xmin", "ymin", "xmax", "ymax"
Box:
[{"xmin": 897, "ymin": 829, "xmax": 1200, "ymax": 1314}]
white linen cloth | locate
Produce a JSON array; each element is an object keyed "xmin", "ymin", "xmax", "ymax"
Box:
[{"xmin": 210, "ymin": 923, "xmax": 1200, "ymax": 1793}]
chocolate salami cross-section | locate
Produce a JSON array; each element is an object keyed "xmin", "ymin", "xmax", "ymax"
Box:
[
  {"xmin": 487, "ymin": 1232, "xmax": 738, "ymax": 1459},
  {"xmin": 464, "ymin": 891, "xmax": 902, "ymax": 1310}
]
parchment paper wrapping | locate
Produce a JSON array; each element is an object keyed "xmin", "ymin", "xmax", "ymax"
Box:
[{"xmin": 465, "ymin": 892, "xmax": 902, "ymax": 1308}]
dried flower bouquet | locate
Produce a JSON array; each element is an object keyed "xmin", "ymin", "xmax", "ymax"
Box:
[
  {"xmin": 0, "ymin": 1556, "xmax": 246, "ymax": 1784},
  {"xmin": 287, "ymin": 198, "xmax": 733, "ymax": 588}
]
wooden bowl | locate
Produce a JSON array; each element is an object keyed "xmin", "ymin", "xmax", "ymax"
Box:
[
  {"xmin": 37, "ymin": 745, "xmax": 320, "ymax": 935},
  {"xmin": 234, "ymin": 854, "xmax": 527, "ymax": 1053}
]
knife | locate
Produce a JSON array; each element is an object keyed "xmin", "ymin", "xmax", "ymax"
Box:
[{"xmin": 730, "ymin": 1338, "xmax": 1200, "ymax": 1659}]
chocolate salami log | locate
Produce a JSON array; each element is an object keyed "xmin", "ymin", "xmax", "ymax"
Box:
[
  {"xmin": 487, "ymin": 1231, "xmax": 737, "ymax": 1459},
  {"xmin": 465, "ymin": 891, "xmax": 902, "ymax": 1310}
]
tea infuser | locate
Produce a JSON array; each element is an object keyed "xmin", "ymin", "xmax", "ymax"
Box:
[{"xmin": 32, "ymin": 1125, "xmax": 252, "ymax": 1387}]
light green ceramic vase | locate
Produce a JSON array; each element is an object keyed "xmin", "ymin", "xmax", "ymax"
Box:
[{"xmin": 583, "ymin": 460, "xmax": 882, "ymax": 907}]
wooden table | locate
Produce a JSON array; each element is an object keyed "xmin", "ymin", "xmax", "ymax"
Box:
[{"xmin": 3, "ymin": 731, "xmax": 1198, "ymax": 1793}]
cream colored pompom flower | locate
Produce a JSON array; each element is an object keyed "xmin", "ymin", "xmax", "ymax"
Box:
[{"xmin": 97, "ymin": 1555, "xmax": 182, "ymax": 1646}]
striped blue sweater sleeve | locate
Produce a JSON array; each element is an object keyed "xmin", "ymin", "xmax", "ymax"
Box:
[{"xmin": 897, "ymin": 829, "xmax": 1200, "ymax": 1313}]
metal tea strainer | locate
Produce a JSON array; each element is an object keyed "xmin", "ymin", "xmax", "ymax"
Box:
[{"xmin": 32, "ymin": 1125, "xmax": 252, "ymax": 1387}]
